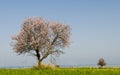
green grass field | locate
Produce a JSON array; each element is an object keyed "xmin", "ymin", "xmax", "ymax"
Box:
[{"xmin": 0, "ymin": 68, "xmax": 120, "ymax": 75}]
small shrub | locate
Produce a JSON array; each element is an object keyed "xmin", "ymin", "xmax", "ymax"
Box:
[
  {"xmin": 32, "ymin": 63, "xmax": 57, "ymax": 70},
  {"xmin": 97, "ymin": 58, "xmax": 106, "ymax": 68},
  {"xmin": 32, "ymin": 65, "xmax": 39, "ymax": 70},
  {"xmin": 55, "ymin": 64, "xmax": 60, "ymax": 68}
]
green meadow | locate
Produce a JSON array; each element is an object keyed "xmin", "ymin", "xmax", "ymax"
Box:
[{"xmin": 0, "ymin": 67, "xmax": 120, "ymax": 75}]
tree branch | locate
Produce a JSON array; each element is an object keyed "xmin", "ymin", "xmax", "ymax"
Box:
[{"xmin": 51, "ymin": 34, "xmax": 58, "ymax": 46}]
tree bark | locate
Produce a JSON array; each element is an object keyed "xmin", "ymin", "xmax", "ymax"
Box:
[
  {"xmin": 35, "ymin": 50, "xmax": 41, "ymax": 67},
  {"xmin": 38, "ymin": 60, "xmax": 42, "ymax": 68}
]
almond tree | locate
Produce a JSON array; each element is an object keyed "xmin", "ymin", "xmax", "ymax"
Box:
[{"xmin": 11, "ymin": 17, "xmax": 71, "ymax": 67}]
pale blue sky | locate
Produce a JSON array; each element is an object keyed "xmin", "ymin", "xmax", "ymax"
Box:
[{"xmin": 0, "ymin": 0, "xmax": 120, "ymax": 67}]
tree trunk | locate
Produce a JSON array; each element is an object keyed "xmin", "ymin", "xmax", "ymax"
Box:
[
  {"xmin": 38, "ymin": 59, "xmax": 42, "ymax": 68},
  {"xmin": 35, "ymin": 50, "xmax": 41, "ymax": 68}
]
